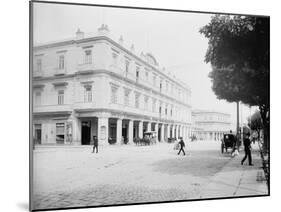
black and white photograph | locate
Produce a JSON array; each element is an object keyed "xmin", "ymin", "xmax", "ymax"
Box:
[{"xmin": 29, "ymin": 1, "xmax": 269, "ymax": 211}]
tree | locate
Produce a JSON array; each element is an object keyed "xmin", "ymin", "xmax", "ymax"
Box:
[
  {"xmin": 247, "ymin": 111, "xmax": 263, "ymax": 140},
  {"xmin": 200, "ymin": 15, "xmax": 269, "ymax": 151}
]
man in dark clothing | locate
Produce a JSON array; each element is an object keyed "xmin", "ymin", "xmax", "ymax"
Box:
[
  {"xmin": 177, "ymin": 137, "xmax": 186, "ymax": 156},
  {"xmin": 92, "ymin": 136, "xmax": 98, "ymax": 153},
  {"xmin": 241, "ymin": 133, "xmax": 253, "ymax": 165}
]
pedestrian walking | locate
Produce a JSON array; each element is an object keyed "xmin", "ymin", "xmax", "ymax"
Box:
[
  {"xmin": 241, "ymin": 132, "xmax": 253, "ymax": 166},
  {"xmin": 177, "ymin": 137, "xmax": 186, "ymax": 156},
  {"xmin": 92, "ymin": 135, "xmax": 98, "ymax": 153}
]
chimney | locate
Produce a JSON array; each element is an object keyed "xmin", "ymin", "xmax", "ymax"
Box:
[
  {"xmin": 118, "ymin": 35, "xmax": 124, "ymax": 45},
  {"xmin": 76, "ymin": 28, "xmax": 84, "ymax": 40},
  {"xmin": 130, "ymin": 44, "xmax": 135, "ymax": 53},
  {"xmin": 98, "ymin": 24, "xmax": 110, "ymax": 36}
]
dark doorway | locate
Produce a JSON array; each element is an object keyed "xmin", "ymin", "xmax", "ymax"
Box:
[
  {"xmin": 81, "ymin": 121, "xmax": 91, "ymax": 145},
  {"xmin": 109, "ymin": 122, "xmax": 117, "ymax": 144},
  {"xmin": 158, "ymin": 127, "xmax": 161, "ymax": 142},
  {"xmin": 122, "ymin": 126, "xmax": 128, "ymax": 144},
  {"xmin": 34, "ymin": 124, "xmax": 42, "ymax": 144}
]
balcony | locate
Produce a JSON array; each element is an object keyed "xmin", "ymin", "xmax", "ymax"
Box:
[
  {"xmin": 33, "ymin": 70, "xmax": 43, "ymax": 78},
  {"xmin": 33, "ymin": 104, "xmax": 72, "ymax": 115},
  {"xmin": 54, "ymin": 67, "xmax": 66, "ymax": 76},
  {"xmin": 77, "ymin": 63, "xmax": 95, "ymax": 74},
  {"xmin": 73, "ymin": 101, "xmax": 97, "ymax": 110}
]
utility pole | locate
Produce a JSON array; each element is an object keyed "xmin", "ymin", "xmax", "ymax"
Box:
[
  {"xmin": 240, "ymin": 103, "xmax": 243, "ymax": 141},
  {"xmin": 249, "ymin": 105, "xmax": 252, "ymax": 133},
  {"xmin": 236, "ymin": 101, "xmax": 240, "ymax": 145}
]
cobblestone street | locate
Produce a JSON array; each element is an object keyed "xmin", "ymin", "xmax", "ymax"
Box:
[{"xmin": 32, "ymin": 141, "xmax": 267, "ymax": 210}]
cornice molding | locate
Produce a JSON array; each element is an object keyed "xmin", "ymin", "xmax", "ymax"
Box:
[
  {"xmin": 74, "ymin": 108, "xmax": 191, "ymax": 125},
  {"xmin": 33, "ymin": 69, "xmax": 192, "ymax": 109},
  {"xmin": 53, "ymin": 82, "xmax": 69, "ymax": 87}
]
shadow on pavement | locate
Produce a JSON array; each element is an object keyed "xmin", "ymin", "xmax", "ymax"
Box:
[{"xmin": 150, "ymin": 150, "xmax": 231, "ymax": 177}]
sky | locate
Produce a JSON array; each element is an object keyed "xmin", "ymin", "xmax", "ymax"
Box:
[{"xmin": 33, "ymin": 2, "xmax": 255, "ymax": 129}]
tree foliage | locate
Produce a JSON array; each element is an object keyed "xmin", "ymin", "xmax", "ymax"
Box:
[
  {"xmin": 200, "ymin": 15, "xmax": 269, "ymax": 150},
  {"xmin": 248, "ymin": 111, "xmax": 263, "ymax": 132},
  {"xmin": 199, "ymin": 15, "xmax": 269, "ymax": 109}
]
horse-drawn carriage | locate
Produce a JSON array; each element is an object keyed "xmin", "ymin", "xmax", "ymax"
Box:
[
  {"xmin": 134, "ymin": 131, "xmax": 157, "ymax": 145},
  {"xmin": 221, "ymin": 133, "xmax": 236, "ymax": 153}
]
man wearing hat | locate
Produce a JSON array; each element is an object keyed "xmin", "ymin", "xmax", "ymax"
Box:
[{"xmin": 241, "ymin": 132, "xmax": 253, "ymax": 166}]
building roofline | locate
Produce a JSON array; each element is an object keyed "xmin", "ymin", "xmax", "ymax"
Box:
[
  {"xmin": 34, "ymin": 35, "xmax": 191, "ymax": 92},
  {"xmin": 192, "ymin": 109, "xmax": 231, "ymax": 116}
]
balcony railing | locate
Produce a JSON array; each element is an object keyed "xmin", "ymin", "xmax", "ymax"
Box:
[
  {"xmin": 54, "ymin": 67, "xmax": 66, "ymax": 75},
  {"xmin": 33, "ymin": 104, "xmax": 71, "ymax": 113},
  {"xmin": 33, "ymin": 70, "xmax": 43, "ymax": 78},
  {"xmin": 77, "ymin": 63, "xmax": 95, "ymax": 73}
]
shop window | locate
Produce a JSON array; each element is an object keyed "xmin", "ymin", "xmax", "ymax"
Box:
[{"xmin": 56, "ymin": 123, "xmax": 65, "ymax": 144}]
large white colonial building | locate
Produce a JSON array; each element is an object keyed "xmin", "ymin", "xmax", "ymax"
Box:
[
  {"xmin": 191, "ymin": 110, "xmax": 232, "ymax": 141},
  {"xmin": 32, "ymin": 25, "xmax": 192, "ymax": 146}
]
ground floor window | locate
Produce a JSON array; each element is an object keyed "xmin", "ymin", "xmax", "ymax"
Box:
[
  {"xmin": 56, "ymin": 123, "xmax": 65, "ymax": 144},
  {"xmin": 34, "ymin": 124, "xmax": 42, "ymax": 144}
]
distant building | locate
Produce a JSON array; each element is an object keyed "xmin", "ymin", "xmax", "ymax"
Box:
[
  {"xmin": 191, "ymin": 110, "xmax": 231, "ymax": 140},
  {"xmin": 32, "ymin": 25, "xmax": 192, "ymax": 146}
]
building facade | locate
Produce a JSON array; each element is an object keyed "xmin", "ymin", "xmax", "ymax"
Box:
[
  {"xmin": 32, "ymin": 25, "xmax": 192, "ymax": 146},
  {"xmin": 191, "ymin": 110, "xmax": 231, "ymax": 141}
]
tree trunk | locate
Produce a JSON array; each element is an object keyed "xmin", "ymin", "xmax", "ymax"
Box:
[{"xmin": 259, "ymin": 105, "xmax": 269, "ymax": 153}]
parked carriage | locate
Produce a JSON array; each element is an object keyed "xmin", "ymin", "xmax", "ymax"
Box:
[
  {"xmin": 221, "ymin": 133, "xmax": 236, "ymax": 153},
  {"xmin": 134, "ymin": 131, "xmax": 157, "ymax": 146}
]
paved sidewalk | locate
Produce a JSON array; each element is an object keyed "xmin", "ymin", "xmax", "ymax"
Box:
[{"xmin": 197, "ymin": 144, "xmax": 268, "ymax": 199}]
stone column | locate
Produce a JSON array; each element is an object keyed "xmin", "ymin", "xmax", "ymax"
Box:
[
  {"xmin": 147, "ymin": 122, "xmax": 151, "ymax": 132},
  {"xmin": 98, "ymin": 117, "xmax": 109, "ymax": 146},
  {"xmin": 128, "ymin": 119, "xmax": 133, "ymax": 144},
  {"xmin": 161, "ymin": 124, "xmax": 165, "ymax": 142},
  {"xmin": 182, "ymin": 126, "xmax": 185, "ymax": 140},
  {"xmin": 72, "ymin": 116, "xmax": 81, "ymax": 145},
  {"xmin": 167, "ymin": 124, "xmax": 171, "ymax": 139},
  {"xmin": 172, "ymin": 125, "xmax": 175, "ymax": 138},
  {"xmin": 176, "ymin": 125, "xmax": 180, "ymax": 138},
  {"xmin": 116, "ymin": 118, "xmax": 122, "ymax": 144},
  {"xmin": 138, "ymin": 121, "xmax": 143, "ymax": 139},
  {"xmin": 155, "ymin": 123, "xmax": 159, "ymax": 142}
]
